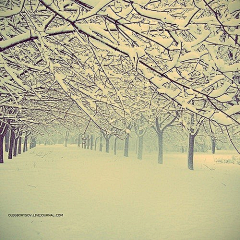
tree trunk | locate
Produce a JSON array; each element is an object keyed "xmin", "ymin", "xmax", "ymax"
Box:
[
  {"xmin": 82, "ymin": 135, "xmax": 86, "ymax": 149},
  {"xmin": 13, "ymin": 137, "xmax": 18, "ymax": 157},
  {"xmin": 124, "ymin": 134, "xmax": 129, "ymax": 157},
  {"xmin": 23, "ymin": 136, "xmax": 28, "ymax": 152},
  {"xmin": 211, "ymin": 137, "xmax": 216, "ymax": 154},
  {"xmin": 8, "ymin": 130, "xmax": 15, "ymax": 159},
  {"xmin": 87, "ymin": 136, "xmax": 90, "ymax": 149},
  {"xmin": 181, "ymin": 146, "xmax": 184, "ymax": 153},
  {"xmin": 30, "ymin": 137, "xmax": 33, "ymax": 149},
  {"xmin": 0, "ymin": 136, "xmax": 4, "ymax": 163},
  {"xmin": 95, "ymin": 137, "xmax": 98, "ymax": 151},
  {"xmin": 5, "ymin": 130, "xmax": 9, "ymax": 152},
  {"xmin": 31, "ymin": 137, "xmax": 35, "ymax": 148},
  {"xmin": 18, "ymin": 136, "xmax": 22, "ymax": 154},
  {"xmin": 33, "ymin": 138, "xmax": 36, "ymax": 148},
  {"xmin": 157, "ymin": 130, "xmax": 163, "ymax": 164},
  {"xmin": 99, "ymin": 136, "xmax": 102, "ymax": 152},
  {"xmin": 64, "ymin": 131, "xmax": 69, "ymax": 147},
  {"xmin": 90, "ymin": 135, "xmax": 93, "ymax": 150},
  {"xmin": 137, "ymin": 134, "xmax": 143, "ymax": 160},
  {"xmin": 0, "ymin": 123, "xmax": 9, "ymax": 163},
  {"xmin": 188, "ymin": 134, "xmax": 195, "ymax": 170},
  {"xmin": 106, "ymin": 138, "xmax": 110, "ymax": 153},
  {"xmin": 114, "ymin": 137, "xmax": 117, "ymax": 155}
]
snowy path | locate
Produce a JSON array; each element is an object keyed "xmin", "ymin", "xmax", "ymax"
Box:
[{"xmin": 0, "ymin": 145, "xmax": 240, "ymax": 240}]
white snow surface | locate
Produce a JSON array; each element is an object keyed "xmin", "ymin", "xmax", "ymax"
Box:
[{"xmin": 1, "ymin": 145, "xmax": 240, "ymax": 240}]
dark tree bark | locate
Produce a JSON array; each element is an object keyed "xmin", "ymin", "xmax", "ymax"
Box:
[
  {"xmin": 154, "ymin": 117, "xmax": 164, "ymax": 164},
  {"xmin": 23, "ymin": 135, "xmax": 28, "ymax": 152},
  {"xmin": 5, "ymin": 129, "xmax": 9, "ymax": 152},
  {"xmin": 106, "ymin": 138, "xmax": 110, "ymax": 153},
  {"xmin": 8, "ymin": 129, "xmax": 15, "ymax": 159},
  {"xmin": 155, "ymin": 117, "xmax": 164, "ymax": 164},
  {"xmin": 102, "ymin": 132, "xmax": 111, "ymax": 153},
  {"xmin": 124, "ymin": 134, "xmax": 129, "ymax": 157},
  {"xmin": 13, "ymin": 137, "xmax": 18, "ymax": 157},
  {"xmin": 137, "ymin": 133, "xmax": 143, "ymax": 160},
  {"xmin": 114, "ymin": 137, "xmax": 117, "ymax": 155},
  {"xmin": 154, "ymin": 115, "xmax": 176, "ymax": 164},
  {"xmin": 30, "ymin": 137, "xmax": 33, "ymax": 149},
  {"xmin": 211, "ymin": 137, "xmax": 216, "ymax": 154},
  {"xmin": 0, "ymin": 136, "xmax": 4, "ymax": 163},
  {"xmin": 18, "ymin": 136, "xmax": 22, "ymax": 154},
  {"xmin": 188, "ymin": 133, "xmax": 195, "ymax": 170},
  {"xmin": 0, "ymin": 123, "xmax": 8, "ymax": 163}
]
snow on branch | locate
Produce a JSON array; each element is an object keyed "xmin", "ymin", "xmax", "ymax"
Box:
[{"xmin": 0, "ymin": 0, "xmax": 25, "ymax": 17}]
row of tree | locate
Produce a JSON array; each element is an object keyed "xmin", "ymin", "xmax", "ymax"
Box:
[
  {"xmin": 0, "ymin": 0, "xmax": 239, "ymax": 169},
  {"xmin": 38, "ymin": 116, "xmax": 236, "ymax": 169},
  {"xmin": 0, "ymin": 122, "xmax": 36, "ymax": 163}
]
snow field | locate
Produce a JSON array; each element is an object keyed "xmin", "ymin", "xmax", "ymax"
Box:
[{"xmin": 0, "ymin": 145, "xmax": 240, "ymax": 240}]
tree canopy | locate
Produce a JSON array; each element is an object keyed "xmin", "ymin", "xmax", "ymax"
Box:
[{"xmin": 0, "ymin": 0, "xmax": 239, "ymax": 153}]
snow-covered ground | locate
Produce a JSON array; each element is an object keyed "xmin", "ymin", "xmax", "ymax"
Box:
[{"xmin": 0, "ymin": 145, "xmax": 240, "ymax": 240}]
